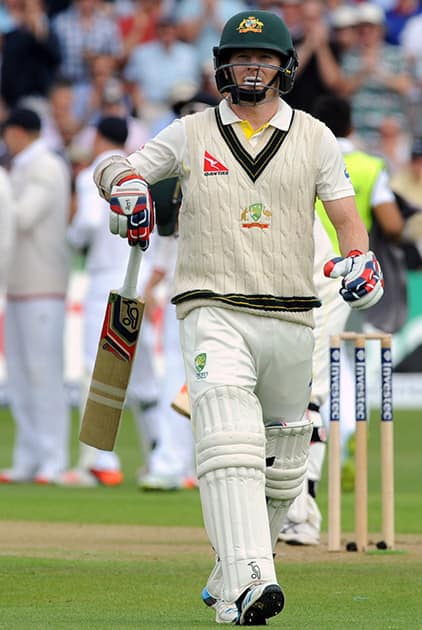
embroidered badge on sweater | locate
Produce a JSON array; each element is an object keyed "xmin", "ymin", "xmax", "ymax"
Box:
[{"xmin": 240, "ymin": 203, "xmax": 272, "ymax": 229}]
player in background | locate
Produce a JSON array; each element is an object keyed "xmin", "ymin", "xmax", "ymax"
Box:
[
  {"xmin": 62, "ymin": 115, "xmax": 161, "ymax": 487},
  {"xmin": 140, "ymin": 228, "xmax": 196, "ymax": 490},
  {"xmin": 91, "ymin": 11, "xmax": 384, "ymax": 625},
  {"xmin": 0, "ymin": 107, "xmax": 71, "ymax": 484},
  {"xmin": 139, "ymin": 90, "xmax": 219, "ymax": 491},
  {"xmin": 0, "ymin": 165, "xmax": 14, "ymax": 293},
  {"xmin": 0, "ymin": 164, "xmax": 14, "ymax": 409},
  {"xmin": 279, "ymin": 94, "xmax": 416, "ymax": 546}
]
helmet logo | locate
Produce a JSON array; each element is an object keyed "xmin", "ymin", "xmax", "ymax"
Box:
[{"xmin": 237, "ymin": 16, "xmax": 264, "ymax": 34}]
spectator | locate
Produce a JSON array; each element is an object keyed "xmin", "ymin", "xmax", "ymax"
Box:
[
  {"xmin": 329, "ymin": 4, "xmax": 360, "ymax": 58},
  {"xmin": 400, "ymin": 12, "xmax": 422, "ymax": 134},
  {"xmin": 400, "ymin": 11, "xmax": 422, "ymax": 61},
  {"xmin": 43, "ymin": 79, "xmax": 81, "ymax": 157},
  {"xmin": 118, "ymin": 0, "xmax": 166, "ymax": 61},
  {"xmin": 175, "ymin": 0, "xmax": 248, "ymax": 65},
  {"xmin": 71, "ymin": 76, "xmax": 151, "ymax": 158},
  {"xmin": 283, "ymin": 0, "xmax": 343, "ymax": 113},
  {"xmin": 200, "ymin": 59, "xmax": 224, "ymax": 103},
  {"xmin": 275, "ymin": 0, "xmax": 304, "ymax": 40},
  {"xmin": 44, "ymin": 0, "xmax": 72, "ymax": 18},
  {"xmin": 377, "ymin": 115, "xmax": 411, "ymax": 173},
  {"xmin": 72, "ymin": 53, "xmax": 120, "ymax": 126},
  {"xmin": 51, "ymin": 0, "xmax": 123, "ymax": 86},
  {"xmin": 0, "ymin": 107, "xmax": 71, "ymax": 484},
  {"xmin": 0, "ymin": 0, "xmax": 61, "ymax": 110},
  {"xmin": 150, "ymin": 79, "xmax": 206, "ymax": 134},
  {"xmin": 123, "ymin": 14, "xmax": 201, "ymax": 125},
  {"xmin": 385, "ymin": 0, "xmax": 422, "ymax": 46},
  {"xmin": 391, "ymin": 136, "xmax": 422, "ymax": 207},
  {"xmin": 62, "ymin": 116, "xmax": 161, "ymax": 487},
  {"xmin": 0, "ymin": 1, "xmax": 16, "ymax": 35},
  {"xmin": 338, "ymin": 2, "xmax": 413, "ymax": 151}
]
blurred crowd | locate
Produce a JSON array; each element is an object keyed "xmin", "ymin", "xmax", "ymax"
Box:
[
  {"xmin": 0, "ymin": 0, "xmax": 421, "ymax": 487},
  {"xmin": 0, "ymin": 0, "xmax": 421, "ymax": 168}
]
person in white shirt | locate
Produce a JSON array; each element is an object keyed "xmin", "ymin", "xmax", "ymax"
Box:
[
  {"xmin": 280, "ymin": 94, "xmax": 405, "ymax": 547},
  {"xmin": 0, "ymin": 166, "xmax": 14, "ymax": 293},
  {"xmin": 140, "ymin": 231, "xmax": 196, "ymax": 490},
  {"xmin": 0, "ymin": 107, "xmax": 71, "ymax": 484}
]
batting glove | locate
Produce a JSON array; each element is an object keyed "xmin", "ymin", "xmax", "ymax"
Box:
[
  {"xmin": 110, "ymin": 175, "xmax": 155, "ymax": 249},
  {"xmin": 323, "ymin": 249, "xmax": 384, "ymax": 310}
]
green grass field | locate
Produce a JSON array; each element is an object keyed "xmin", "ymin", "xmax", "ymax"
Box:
[{"xmin": 0, "ymin": 406, "xmax": 421, "ymax": 629}]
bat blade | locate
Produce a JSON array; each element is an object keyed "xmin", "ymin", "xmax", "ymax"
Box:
[
  {"xmin": 171, "ymin": 383, "xmax": 191, "ymax": 419},
  {"xmin": 79, "ymin": 289, "xmax": 144, "ymax": 450}
]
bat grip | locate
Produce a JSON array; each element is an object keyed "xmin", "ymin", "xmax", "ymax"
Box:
[{"xmin": 120, "ymin": 246, "xmax": 142, "ymax": 299}]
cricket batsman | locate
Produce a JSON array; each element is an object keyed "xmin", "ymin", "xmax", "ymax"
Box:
[{"xmin": 92, "ymin": 10, "xmax": 384, "ymax": 625}]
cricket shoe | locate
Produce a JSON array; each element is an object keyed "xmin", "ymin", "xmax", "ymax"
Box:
[
  {"xmin": 201, "ymin": 587, "xmax": 238, "ymax": 624},
  {"xmin": 33, "ymin": 474, "xmax": 59, "ymax": 485},
  {"xmin": 237, "ymin": 583, "xmax": 285, "ymax": 625},
  {"xmin": 57, "ymin": 468, "xmax": 99, "ymax": 487},
  {"xmin": 0, "ymin": 468, "xmax": 33, "ymax": 483},
  {"xmin": 90, "ymin": 468, "xmax": 124, "ymax": 486},
  {"xmin": 278, "ymin": 518, "xmax": 320, "ymax": 546},
  {"xmin": 138, "ymin": 472, "xmax": 181, "ymax": 491}
]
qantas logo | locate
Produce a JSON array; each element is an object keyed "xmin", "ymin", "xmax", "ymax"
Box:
[{"xmin": 203, "ymin": 151, "xmax": 229, "ymax": 176}]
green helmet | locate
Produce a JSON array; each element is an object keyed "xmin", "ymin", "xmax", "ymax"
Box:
[{"xmin": 213, "ymin": 11, "xmax": 298, "ymax": 102}]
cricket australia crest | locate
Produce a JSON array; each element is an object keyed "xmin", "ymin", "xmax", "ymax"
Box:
[
  {"xmin": 194, "ymin": 352, "xmax": 208, "ymax": 380},
  {"xmin": 241, "ymin": 203, "xmax": 272, "ymax": 229},
  {"xmin": 237, "ymin": 16, "xmax": 264, "ymax": 34}
]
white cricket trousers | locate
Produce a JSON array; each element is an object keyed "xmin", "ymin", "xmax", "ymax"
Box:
[
  {"xmin": 180, "ymin": 306, "xmax": 314, "ymax": 423},
  {"xmin": 4, "ymin": 298, "xmax": 70, "ymax": 477}
]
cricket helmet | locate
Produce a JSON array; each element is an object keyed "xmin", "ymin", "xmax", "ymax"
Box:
[{"xmin": 213, "ymin": 11, "xmax": 298, "ymax": 103}]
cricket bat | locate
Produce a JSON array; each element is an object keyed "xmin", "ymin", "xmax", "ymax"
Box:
[
  {"xmin": 171, "ymin": 383, "xmax": 191, "ymax": 419},
  {"xmin": 79, "ymin": 246, "xmax": 144, "ymax": 451}
]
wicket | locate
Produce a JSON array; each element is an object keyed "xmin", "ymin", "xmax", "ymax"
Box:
[{"xmin": 328, "ymin": 332, "xmax": 394, "ymax": 552}]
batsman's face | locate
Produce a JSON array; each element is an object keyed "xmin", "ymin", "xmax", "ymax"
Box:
[{"xmin": 229, "ymin": 49, "xmax": 281, "ymax": 93}]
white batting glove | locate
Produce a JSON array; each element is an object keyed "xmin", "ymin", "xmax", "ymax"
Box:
[
  {"xmin": 109, "ymin": 176, "xmax": 155, "ymax": 249},
  {"xmin": 323, "ymin": 249, "xmax": 384, "ymax": 310}
]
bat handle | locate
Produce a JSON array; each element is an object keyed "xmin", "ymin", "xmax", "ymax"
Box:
[{"xmin": 120, "ymin": 245, "xmax": 142, "ymax": 299}]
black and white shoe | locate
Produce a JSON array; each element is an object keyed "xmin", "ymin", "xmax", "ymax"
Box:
[{"xmin": 237, "ymin": 583, "xmax": 285, "ymax": 626}]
